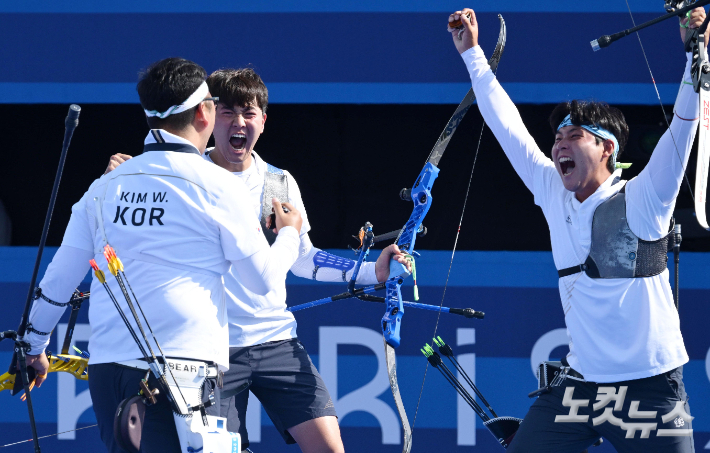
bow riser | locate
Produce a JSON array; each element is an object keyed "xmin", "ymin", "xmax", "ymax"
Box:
[
  {"xmin": 0, "ymin": 354, "xmax": 88, "ymax": 393},
  {"xmin": 383, "ymin": 163, "xmax": 440, "ymax": 348},
  {"xmin": 382, "ymin": 282, "xmax": 405, "ymax": 348},
  {"xmin": 396, "ymin": 163, "xmax": 440, "ymax": 254}
]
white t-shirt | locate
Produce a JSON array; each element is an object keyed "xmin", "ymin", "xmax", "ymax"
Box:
[
  {"xmin": 462, "ymin": 46, "xmax": 696, "ymax": 382},
  {"xmin": 204, "ymin": 150, "xmax": 378, "ymax": 347},
  {"xmin": 30, "ymin": 130, "xmax": 270, "ymax": 369}
]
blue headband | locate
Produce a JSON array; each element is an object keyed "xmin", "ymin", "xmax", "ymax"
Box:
[{"xmin": 557, "ymin": 114, "xmax": 620, "ymax": 169}]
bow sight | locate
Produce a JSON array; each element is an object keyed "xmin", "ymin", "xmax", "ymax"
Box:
[{"xmin": 666, "ymin": 0, "xmax": 697, "ymax": 13}]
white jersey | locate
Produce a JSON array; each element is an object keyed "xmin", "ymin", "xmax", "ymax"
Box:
[
  {"xmin": 203, "ymin": 150, "xmax": 378, "ymax": 347},
  {"xmin": 29, "ymin": 130, "xmax": 273, "ymax": 369},
  {"xmin": 462, "ymin": 47, "xmax": 696, "ymax": 382}
]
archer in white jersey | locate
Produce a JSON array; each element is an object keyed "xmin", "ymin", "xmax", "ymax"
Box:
[{"xmin": 447, "ymin": 8, "xmax": 703, "ymax": 453}]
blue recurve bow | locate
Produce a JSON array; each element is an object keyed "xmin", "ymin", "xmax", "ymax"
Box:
[{"xmin": 382, "ymin": 15, "xmax": 507, "ymax": 453}]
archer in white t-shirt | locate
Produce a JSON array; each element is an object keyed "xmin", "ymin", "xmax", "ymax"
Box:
[{"xmin": 104, "ymin": 67, "xmax": 410, "ymax": 453}]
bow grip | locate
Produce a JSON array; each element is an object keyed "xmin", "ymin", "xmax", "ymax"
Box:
[
  {"xmin": 382, "ymin": 280, "xmax": 405, "ymax": 348},
  {"xmin": 388, "ymin": 260, "xmax": 411, "ymax": 280}
]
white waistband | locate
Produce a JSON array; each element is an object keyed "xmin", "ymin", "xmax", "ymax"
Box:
[{"xmin": 115, "ymin": 358, "xmax": 219, "ymax": 378}]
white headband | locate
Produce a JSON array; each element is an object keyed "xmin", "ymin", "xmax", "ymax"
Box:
[{"xmin": 143, "ymin": 81, "xmax": 209, "ymax": 119}]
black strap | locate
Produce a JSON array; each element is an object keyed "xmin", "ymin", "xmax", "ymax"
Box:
[
  {"xmin": 26, "ymin": 324, "xmax": 51, "ymax": 336},
  {"xmin": 34, "ymin": 287, "xmax": 71, "ymax": 307},
  {"xmin": 557, "ymin": 264, "xmax": 585, "ymax": 278}
]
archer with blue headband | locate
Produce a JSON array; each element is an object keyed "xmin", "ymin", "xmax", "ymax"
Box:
[{"xmin": 448, "ymin": 6, "xmax": 705, "ymax": 453}]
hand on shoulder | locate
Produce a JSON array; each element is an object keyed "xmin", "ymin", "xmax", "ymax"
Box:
[{"xmin": 103, "ymin": 153, "xmax": 133, "ymax": 175}]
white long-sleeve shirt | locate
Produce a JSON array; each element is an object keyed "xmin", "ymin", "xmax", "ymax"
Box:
[
  {"xmin": 27, "ymin": 130, "xmax": 301, "ymax": 370},
  {"xmin": 204, "ymin": 150, "xmax": 378, "ymax": 347},
  {"xmin": 462, "ymin": 46, "xmax": 697, "ymax": 382}
]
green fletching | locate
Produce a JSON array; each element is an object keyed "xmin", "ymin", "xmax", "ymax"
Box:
[{"xmin": 615, "ymin": 162, "xmax": 632, "ymax": 169}]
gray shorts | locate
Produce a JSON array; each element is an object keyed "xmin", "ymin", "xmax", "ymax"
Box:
[
  {"xmin": 219, "ymin": 338, "xmax": 337, "ymax": 448},
  {"xmin": 508, "ymin": 367, "xmax": 694, "ymax": 453}
]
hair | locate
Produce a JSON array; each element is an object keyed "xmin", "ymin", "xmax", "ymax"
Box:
[
  {"xmin": 549, "ymin": 100, "xmax": 629, "ymax": 173},
  {"xmin": 206, "ymin": 68, "xmax": 268, "ymax": 114},
  {"xmin": 136, "ymin": 57, "xmax": 208, "ymax": 131}
]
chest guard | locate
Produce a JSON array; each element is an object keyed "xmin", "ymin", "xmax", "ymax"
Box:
[
  {"xmin": 558, "ymin": 186, "xmax": 671, "ymax": 279},
  {"xmin": 259, "ymin": 163, "xmax": 289, "ymax": 245}
]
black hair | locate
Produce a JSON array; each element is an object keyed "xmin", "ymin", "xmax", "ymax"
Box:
[
  {"xmin": 206, "ymin": 68, "xmax": 268, "ymax": 114},
  {"xmin": 137, "ymin": 57, "xmax": 208, "ymax": 131},
  {"xmin": 549, "ymin": 100, "xmax": 629, "ymax": 173}
]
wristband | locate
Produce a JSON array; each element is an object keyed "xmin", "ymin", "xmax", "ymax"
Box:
[{"xmin": 680, "ymin": 10, "xmax": 691, "ymax": 29}]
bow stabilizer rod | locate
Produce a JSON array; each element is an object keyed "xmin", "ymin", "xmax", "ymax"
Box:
[
  {"xmin": 2, "ymin": 104, "xmax": 81, "ymax": 453},
  {"xmin": 287, "ymin": 283, "xmax": 386, "ymax": 312},
  {"xmin": 590, "ymin": 0, "xmax": 710, "ymax": 51},
  {"xmin": 15, "ymin": 105, "xmax": 81, "ymax": 341},
  {"xmin": 358, "ymin": 295, "xmax": 484, "ymax": 319},
  {"xmin": 286, "ymin": 283, "xmax": 485, "ymax": 318}
]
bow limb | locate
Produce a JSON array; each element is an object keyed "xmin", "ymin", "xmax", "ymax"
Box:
[
  {"xmin": 0, "ymin": 354, "xmax": 88, "ymax": 393},
  {"xmin": 696, "ymin": 89, "xmax": 710, "ymax": 228},
  {"xmin": 693, "ymin": 19, "xmax": 710, "ymax": 229},
  {"xmin": 386, "ymin": 340, "xmax": 412, "ymax": 453}
]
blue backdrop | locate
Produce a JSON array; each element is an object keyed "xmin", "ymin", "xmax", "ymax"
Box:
[
  {"xmin": 1, "ymin": 246, "xmax": 708, "ymax": 452},
  {"xmin": 0, "ymin": 1, "xmax": 696, "ymax": 104}
]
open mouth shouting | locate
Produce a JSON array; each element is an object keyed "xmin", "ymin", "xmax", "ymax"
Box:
[
  {"xmin": 229, "ymin": 133, "xmax": 246, "ymax": 151},
  {"xmin": 559, "ymin": 156, "xmax": 575, "ymax": 176}
]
